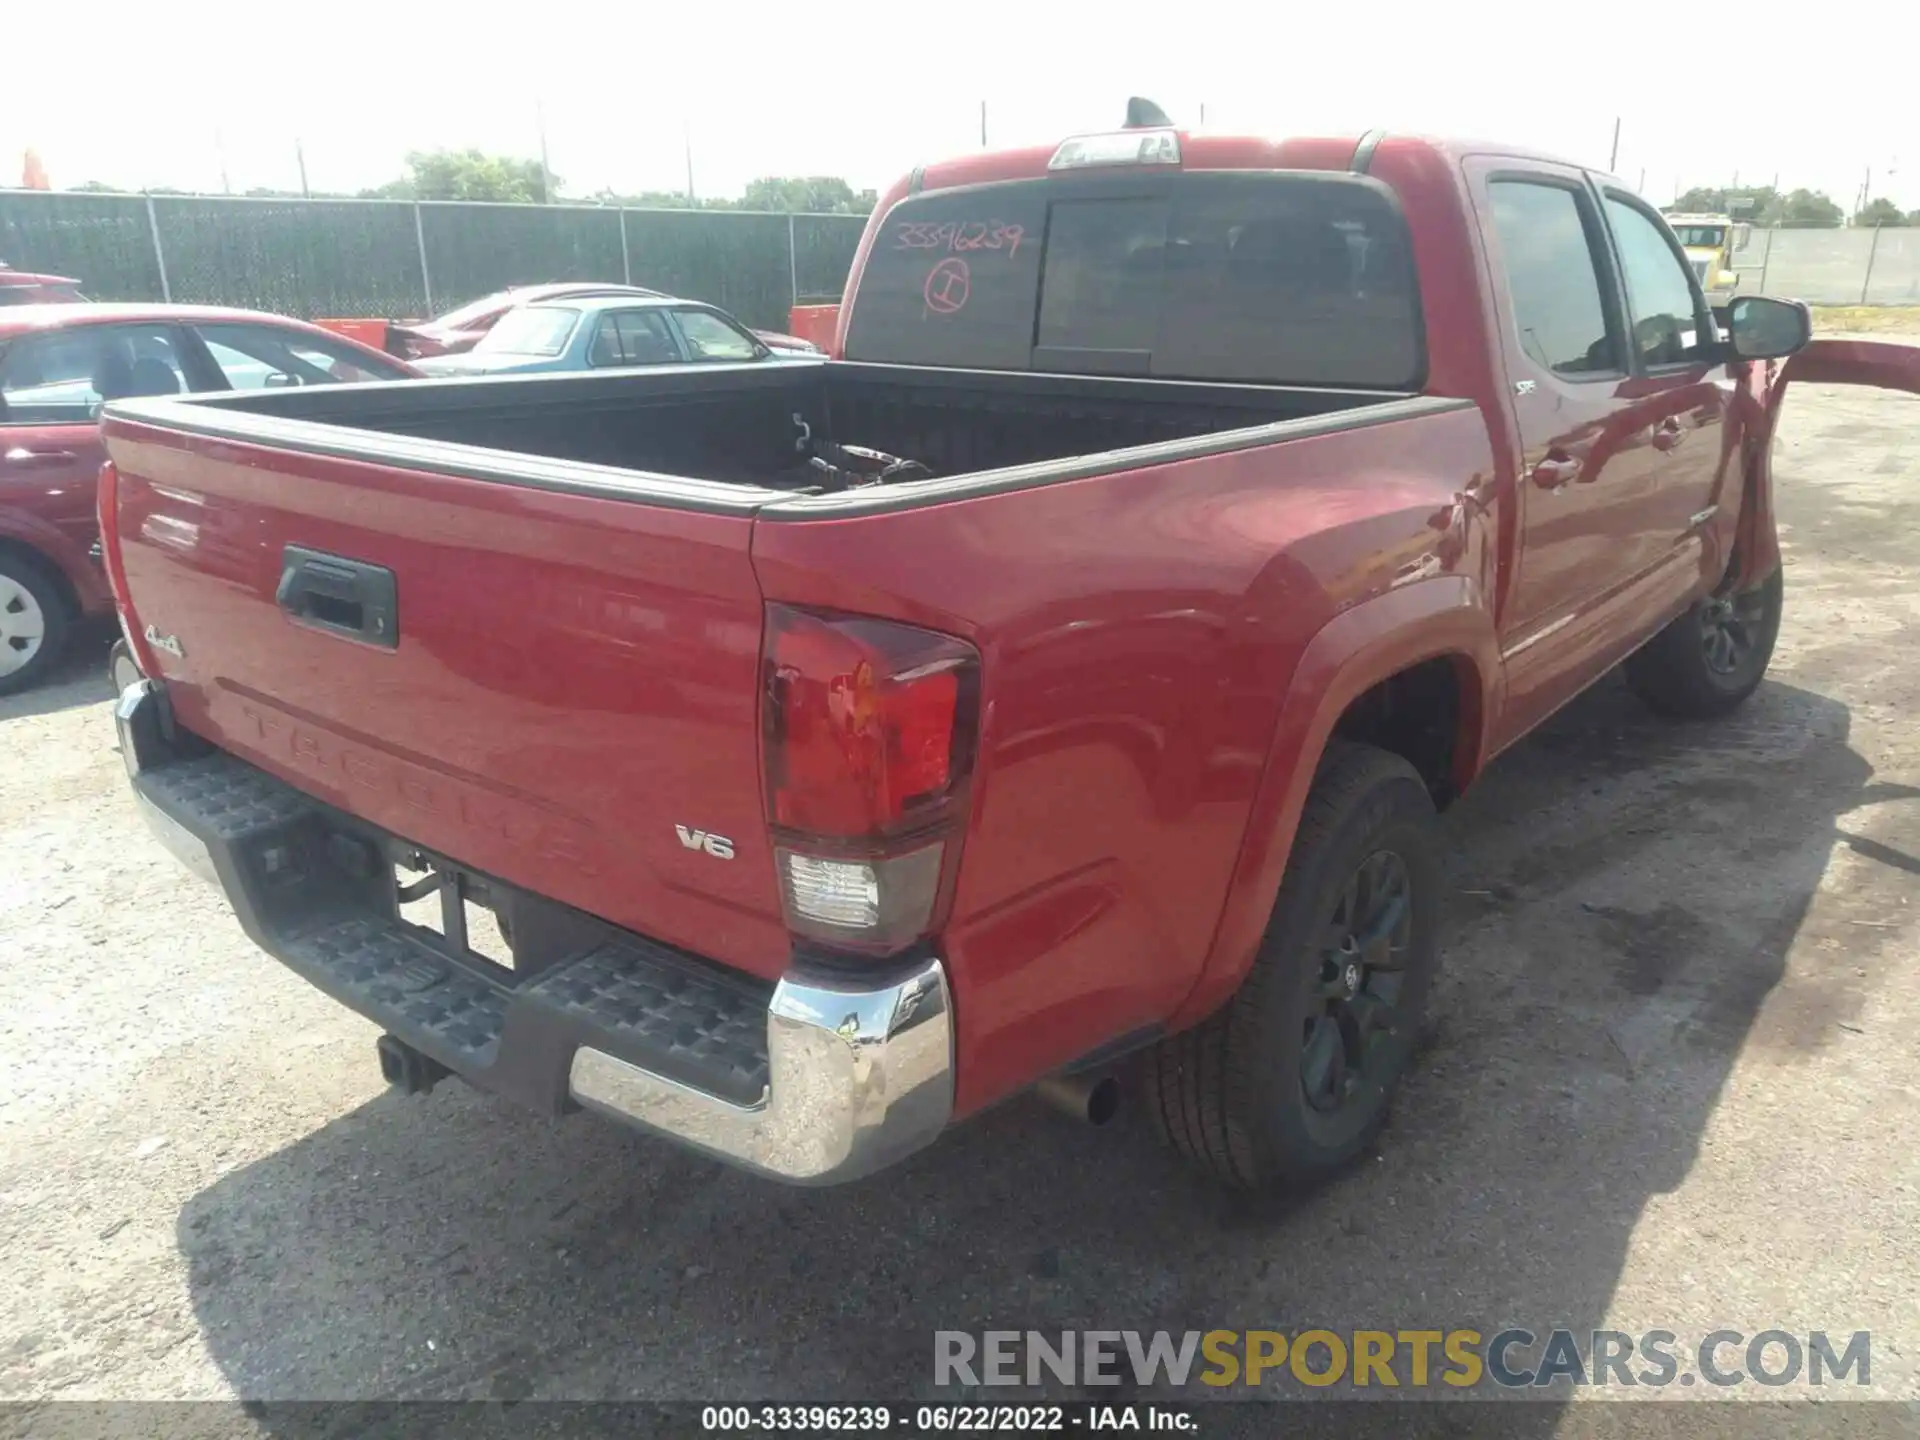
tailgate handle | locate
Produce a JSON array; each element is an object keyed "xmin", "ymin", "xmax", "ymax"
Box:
[{"xmin": 276, "ymin": 545, "xmax": 398, "ymax": 649}]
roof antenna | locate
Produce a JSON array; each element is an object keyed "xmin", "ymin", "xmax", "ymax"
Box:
[{"xmin": 1124, "ymin": 97, "xmax": 1174, "ymax": 129}]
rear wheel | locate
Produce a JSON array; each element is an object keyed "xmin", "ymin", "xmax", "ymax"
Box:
[
  {"xmin": 109, "ymin": 637, "xmax": 144, "ymax": 695},
  {"xmin": 1624, "ymin": 564, "xmax": 1784, "ymax": 719},
  {"xmin": 0, "ymin": 554, "xmax": 71, "ymax": 698},
  {"xmin": 1143, "ymin": 742, "xmax": 1440, "ymax": 1191}
]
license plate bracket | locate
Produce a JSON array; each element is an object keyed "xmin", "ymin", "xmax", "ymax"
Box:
[{"xmin": 391, "ymin": 850, "xmax": 516, "ymax": 975}]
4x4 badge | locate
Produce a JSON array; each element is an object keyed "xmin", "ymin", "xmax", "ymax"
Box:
[{"xmin": 142, "ymin": 624, "xmax": 184, "ymax": 658}]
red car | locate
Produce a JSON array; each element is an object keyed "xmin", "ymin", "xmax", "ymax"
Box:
[
  {"xmin": 388, "ymin": 282, "xmax": 819, "ymax": 360},
  {"xmin": 0, "ymin": 265, "xmax": 87, "ymax": 306},
  {"xmin": 0, "ymin": 303, "xmax": 418, "ymax": 693},
  {"xmin": 99, "ymin": 124, "xmax": 1920, "ymax": 1194}
]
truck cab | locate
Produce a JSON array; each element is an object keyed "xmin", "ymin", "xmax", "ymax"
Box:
[{"xmin": 1664, "ymin": 213, "xmax": 1747, "ymax": 299}]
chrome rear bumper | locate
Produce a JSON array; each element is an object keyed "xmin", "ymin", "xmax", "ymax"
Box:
[{"xmin": 569, "ymin": 959, "xmax": 952, "ymax": 1184}]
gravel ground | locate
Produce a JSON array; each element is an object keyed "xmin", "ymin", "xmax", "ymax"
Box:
[{"xmin": 2, "ymin": 375, "xmax": 1917, "ymax": 1421}]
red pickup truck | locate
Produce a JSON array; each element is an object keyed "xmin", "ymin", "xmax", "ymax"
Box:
[{"xmin": 98, "ymin": 123, "xmax": 1919, "ymax": 1191}]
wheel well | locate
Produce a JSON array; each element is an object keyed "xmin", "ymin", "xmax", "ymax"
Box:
[
  {"xmin": 0, "ymin": 538, "xmax": 79, "ymax": 618},
  {"xmin": 1329, "ymin": 655, "xmax": 1472, "ymax": 807}
]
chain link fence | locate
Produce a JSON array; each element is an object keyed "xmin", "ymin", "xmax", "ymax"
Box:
[
  {"xmin": 155, "ymin": 196, "xmax": 430, "ymax": 318},
  {"xmin": 15, "ymin": 188, "xmax": 1916, "ymax": 326},
  {"xmin": 1730, "ymin": 226, "xmax": 1920, "ymax": 306},
  {"xmin": 0, "ymin": 191, "xmax": 164, "ymax": 300},
  {"xmin": 0, "ymin": 190, "xmax": 869, "ymax": 331}
]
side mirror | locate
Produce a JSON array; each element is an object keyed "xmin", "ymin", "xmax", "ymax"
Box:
[
  {"xmin": 1725, "ymin": 295, "xmax": 1810, "ymax": 361},
  {"xmin": 263, "ymin": 371, "xmax": 301, "ymax": 389}
]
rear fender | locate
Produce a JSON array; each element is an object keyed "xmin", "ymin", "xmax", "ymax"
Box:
[
  {"xmin": 1166, "ymin": 577, "xmax": 1501, "ymax": 1031},
  {"xmin": 1734, "ymin": 340, "xmax": 1920, "ymax": 589},
  {"xmin": 0, "ymin": 506, "xmax": 110, "ymax": 613}
]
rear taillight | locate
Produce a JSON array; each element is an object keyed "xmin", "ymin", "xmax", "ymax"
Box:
[{"xmin": 762, "ymin": 604, "xmax": 980, "ymax": 955}]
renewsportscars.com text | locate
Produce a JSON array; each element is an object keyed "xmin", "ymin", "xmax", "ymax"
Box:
[{"xmin": 934, "ymin": 1328, "xmax": 1871, "ymax": 1390}]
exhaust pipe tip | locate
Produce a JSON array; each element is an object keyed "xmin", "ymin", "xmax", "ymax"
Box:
[
  {"xmin": 1034, "ymin": 1072, "xmax": 1122, "ymax": 1127},
  {"xmin": 377, "ymin": 1034, "xmax": 450, "ymax": 1095}
]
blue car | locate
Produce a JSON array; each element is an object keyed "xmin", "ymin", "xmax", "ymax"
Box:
[{"xmin": 409, "ymin": 294, "xmax": 808, "ymax": 377}]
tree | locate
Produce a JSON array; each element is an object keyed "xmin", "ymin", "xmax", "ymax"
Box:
[
  {"xmin": 590, "ymin": 188, "xmax": 730, "ymax": 211},
  {"xmin": 590, "ymin": 176, "xmax": 875, "ymax": 214},
  {"xmin": 1668, "ymin": 185, "xmax": 1781, "ymax": 222},
  {"xmin": 1665, "ymin": 184, "xmax": 1842, "ymax": 228},
  {"xmin": 1776, "ymin": 188, "xmax": 1843, "ymax": 228},
  {"xmin": 1854, "ymin": 197, "xmax": 1907, "ymax": 228},
  {"xmin": 366, "ymin": 149, "xmax": 555, "ymax": 204},
  {"xmin": 72, "ymin": 180, "xmax": 125, "ymax": 193},
  {"xmin": 738, "ymin": 176, "xmax": 876, "ymax": 215},
  {"xmin": 1670, "ymin": 185, "xmax": 1742, "ymax": 214}
]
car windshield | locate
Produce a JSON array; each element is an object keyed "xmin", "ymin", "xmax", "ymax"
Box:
[
  {"xmin": 476, "ymin": 306, "xmax": 580, "ymax": 357},
  {"xmin": 1673, "ymin": 226, "xmax": 1726, "ymax": 247}
]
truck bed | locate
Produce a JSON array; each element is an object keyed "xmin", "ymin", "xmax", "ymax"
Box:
[{"xmin": 133, "ymin": 359, "xmax": 1420, "ymax": 499}]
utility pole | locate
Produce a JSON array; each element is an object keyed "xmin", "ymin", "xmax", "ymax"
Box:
[
  {"xmin": 536, "ymin": 100, "xmax": 552, "ymax": 203},
  {"xmin": 1199, "ymin": 102, "xmax": 1207, "ymax": 126},
  {"xmin": 296, "ymin": 138, "xmax": 310, "ymax": 199},
  {"xmin": 684, "ymin": 126, "xmax": 695, "ymax": 203},
  {"xmin": 1637, "ymin": 167, "xmax": 1646, "ymax": 194},
  {"xmin": 216, "ymin": 127, "xmax": 231, "ymax": 195},
  {"xmin": 980, "ymin": 101, "xmax": 987, "ymax": 148},
  {"xmin": 1608, "ymin": 116, "xmax": 1620, "ymax": 171}
]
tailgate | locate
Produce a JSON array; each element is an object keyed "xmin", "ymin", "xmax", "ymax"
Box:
[{"xmin": 102, "ymin": 415, "xmax": 789, "ymax": 979}]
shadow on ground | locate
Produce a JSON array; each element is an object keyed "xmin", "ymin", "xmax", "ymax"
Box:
[
  {"xmin": 174, "ymin": 674, "xmax": 1914, "ymax": 1428},
  {"xmin": 0, "ymin": 620, "xmax": 114, "ymax": 721}
]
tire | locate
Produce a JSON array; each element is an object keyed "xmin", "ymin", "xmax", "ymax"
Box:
[
  {"xmin": 0, "ymin": 553, "xmax": 72, "ymax": 698},
  {"xmin": 108, "ymin": 637, "xmax": 144, "ymax": 695},
  {"xmin": 1624, "ymin": 564, "xmax": 1784, "ymax": 720},
  {"xmin": 1143, "ymin": 741, "xmax": 1440, "ymax": 1191}
]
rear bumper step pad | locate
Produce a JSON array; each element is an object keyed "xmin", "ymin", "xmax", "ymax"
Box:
[{"xmin": 116, "ymin": 679, "xmax": 953, "ymax": 1184}]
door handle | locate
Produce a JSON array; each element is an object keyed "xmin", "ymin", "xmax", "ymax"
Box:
[
  {"xmin": 276, "ymin": 544, "xmax": 399, "ymax": 648},
  {"xmin": 1652, "ymin": 418, "xmax": 1687, "ymax": 452},
  {"xmin": 1530, "ymin": 451, "xmax": 1581, "ymax": 489},
  {"xmin": 3, "ymin": 447, "xmax": 80, "ymax": 465}
]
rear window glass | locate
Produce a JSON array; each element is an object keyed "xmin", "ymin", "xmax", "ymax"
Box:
[
  {"xmin": 431, "ymin": 292, "xmax": 512, "ymax": 329},
  {"xmin": 477, "ymin": 306, "xmax": 579, "ymax": 357},
  {"xmin": 844, "ymin": 172, "xmax": 1422, "ymax": 388}
]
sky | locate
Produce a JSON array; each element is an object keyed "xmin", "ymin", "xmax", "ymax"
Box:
[{"xmin": 2, "ymin": 0, "xmax": 1913, "ymax": 213}]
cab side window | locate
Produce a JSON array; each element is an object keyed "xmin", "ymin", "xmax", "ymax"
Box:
[
  {"xmin": 587, "ymin": 310, "xmax": 680, "ymax": 366},
  {"xmin": 194, "ymin": 323, "xmax": 405, "ymax": 388},
  {"xmin": 1487, "ymin": 181, "xmax": 1621, "ymax": 378},
  {"xmin": 1604, "ymin": 195, "xmax": 1710, "ymax": 368},
  {"xmin": 0, "ymin": 325, "xmax": 186, "ymax": 424},
  {"xmin": 673, "ymin": 309, "xmax": 760, "ymax": 362}
]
